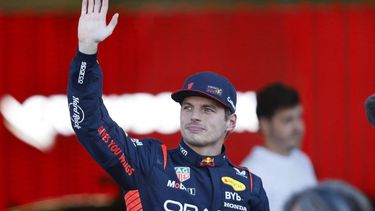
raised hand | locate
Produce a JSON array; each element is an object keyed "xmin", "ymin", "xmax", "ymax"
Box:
[{"xmin": 78, "ymin": 0, "xmax": 119, "ymax": 54}]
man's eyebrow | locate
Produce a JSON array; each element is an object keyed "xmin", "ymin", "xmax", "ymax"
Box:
[
  {"xmin": 202, "ymin": 104, "xmax": 217, "ymax": 109},
  {"xmin": 181, "ymin": 101, "xmax": 192, "ymax": 106},
  {"xmin": 182, "ymin": 100, "xmax": 219, "ymax": 109}
]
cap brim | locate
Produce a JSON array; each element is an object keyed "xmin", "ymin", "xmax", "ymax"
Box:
[{"xmin": 171, "ymin": 89, "xmax": 229, "ymax": 109}]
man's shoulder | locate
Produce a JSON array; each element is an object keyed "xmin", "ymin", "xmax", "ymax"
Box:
[
  {"xmin": 225, "ymin": 162, "xmax": 266, "ymax": 193},
  {"xmin": 130, "ymin": 137, "xmax": 165, "ymax": 149},
  {"xmin": 291, "ymin": 148, "xmax": 313, "ymax": 162},
  {"xmin": 138, "ymin": 137, "xmax": 163, "ymax": 144},
  {"xmin": 241, "ymin": 146, "xmax": 274, "ymax": 166}
]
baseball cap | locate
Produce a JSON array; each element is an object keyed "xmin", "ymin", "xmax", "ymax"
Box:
[{"xmin": 171, "ymin": 72, "xmax": 237, "ymax": 113}]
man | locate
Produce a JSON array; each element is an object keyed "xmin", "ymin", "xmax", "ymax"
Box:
[
  {"xmin": 241, "ymin": 83, "xmax": 317, "ymax": 211},
  {"xmin": 67, "ymin": 0, "xmax": 269, "ymax": 210},
  {"xmin": 365, "ymin": 93, "xmax": 375, "ymax": 127}
]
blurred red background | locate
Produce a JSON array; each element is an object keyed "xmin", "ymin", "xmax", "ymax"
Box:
[{"xmin": 1, "ymin": 3, "xmax": 375, "ymax": 209}]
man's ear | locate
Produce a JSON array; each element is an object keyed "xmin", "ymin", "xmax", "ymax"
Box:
[
  {"xmin": 226, "ymin": 113, "xmax": 237, "ymax": 132},
  {"xmin": 259, "ymin": 117, "xmax": 270, "ymax": 134}
]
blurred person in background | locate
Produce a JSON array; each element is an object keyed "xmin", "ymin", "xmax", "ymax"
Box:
[
  {"xmin": 67, "ymin": 0, "xmax": 269, "ymax": 210},
  {"xmin": 284, "ymin": 180, "xmax": 373, "ymax": 211},
  {"xmin": 241, "ymin": 83, "xmax": 317, "ymax": 211}
]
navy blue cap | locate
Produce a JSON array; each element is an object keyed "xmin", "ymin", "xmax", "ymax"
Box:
[{"xmin": 171, "ymin": 72, "xmax": 237, "ymax": 113}]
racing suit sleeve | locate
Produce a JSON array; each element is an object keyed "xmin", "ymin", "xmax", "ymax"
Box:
[
  {"xmin": 249, "ymin": 174, "xmax": 270, "ymax": 211},
  {"xmin": 67, "ymin": 50, "xmax": 163, "ymax": 190},
  {"xmin": 255, "ymin": 181, "xmax": 270, "ymax": 211}
]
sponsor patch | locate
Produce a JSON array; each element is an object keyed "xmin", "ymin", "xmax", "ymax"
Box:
[
  {"xmin": 234, "ymin": 167, "xmax": 247, "ymax": 179},
  {"xmin": 69, "ymin": 96, "xmax": 84, "ymax": 129},
  {"xmin": 221, "ymin": 177, "xmax": 246, "ymax": 191},
  {"xmin": 166, "ymin": 180, "xmax": 196, "ymax": 195},
  {"xmin": 227, "ymin": 96, "xmax": 236, "ymax": 110},
  {"xmin": 130, "ymin": 138, "xmax": 143, "ymax": 147},
  {"xmin": 187, "ymin": 82, "xmax": 194, "ymax": 89},
  {"xmin": 207, "ymin": 85, "xmax": 223, "ymax": 96},
  {"xmin": 77, "ymin": 61, "xmax": 87, "ymax": 84},
  {"xmin": 175, "ymin": 167, "xmax": 190, "ymax": 182},
  {"xmin": 225, "ymin": 191, "xmax": 242, "ymax": 201},
  {"xmin": 164, "ymin": 200, "xmax": 199, "ymax": 211},
  {"xmin": 179, "ymin": 145, "xmax": 188, "ymax": 156},
  {"xmin": 200, "ymin": 157, "xmax": 215, "ymax": 167},
  {"xmin": 224, "ymin": 202, "xmax": 247, "ymax": 211}
]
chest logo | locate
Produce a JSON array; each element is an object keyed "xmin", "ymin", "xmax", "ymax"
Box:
[
  {"xmin": 234, "ymin": 167, "xmax": 248, "ymax": 179},
  {"xmin": 200, "ymin": 157, "xmax": 215, "ymax": 167},
  {"xmin": 221, "ymin": 177, "xmax": 246, "ymax": 191},
  {"xmin": 175, "ymin": 167, "xmax": 190, "ymax": 182}
]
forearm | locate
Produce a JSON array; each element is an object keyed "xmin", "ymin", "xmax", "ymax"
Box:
[
  {"xmin": 68, "ymin": 50, "xmax": 103, "ymax": 131},
  {"xmin": 68, "ymin": 50, "xmax": 156, "ymax": 189},
  {"xmin": 67, "ymin": 50, "xmax": 136, "ymax": 188}
]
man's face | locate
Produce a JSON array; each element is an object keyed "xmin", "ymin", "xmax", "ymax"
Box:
[
  {"xmin": 180, "ymin": 96, "xmax": 235, "ymax": 148},
  {"xmin": 261, "ymin": 105, "xmax": 304, "ymax": 152}
]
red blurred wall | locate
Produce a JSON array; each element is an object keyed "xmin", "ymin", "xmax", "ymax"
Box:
[{"xmin": 1, "ymin": 4, "xmax": 375, "ymax": 208}]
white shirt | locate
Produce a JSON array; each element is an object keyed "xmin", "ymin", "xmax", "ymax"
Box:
[{"xmin": 241, "ymin": 146, "xmax": 317, "ymax": 211}]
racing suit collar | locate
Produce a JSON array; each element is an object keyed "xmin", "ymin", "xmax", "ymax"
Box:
[{"xmin": 178, "ymin": 140, "xmax": 227, "ymax": 167}]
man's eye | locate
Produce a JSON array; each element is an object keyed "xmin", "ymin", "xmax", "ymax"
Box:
[
  {"xmin": 204, "ymin": 108, "xmax": 214, "ymax": 113},
  {"xmin": 183, "ymin": 105, "xmax": 192, "ymax": 111},
  {"xmin": 283, "ymin": 117, "xmax": 293, "ymax": 123}
]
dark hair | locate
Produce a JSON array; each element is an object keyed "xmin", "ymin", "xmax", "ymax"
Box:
[
  {"xmin": 256, "ymin": 82, "xmax": 300, "ymax": 119},
  {"xmin": 284, "ymin": 180, "xmax": 373, "ymax": 211}
]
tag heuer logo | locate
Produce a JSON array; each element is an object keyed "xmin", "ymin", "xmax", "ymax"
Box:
[{"xmin": 175, "ymin": 167, "xmax": 190, "ymax": 182}]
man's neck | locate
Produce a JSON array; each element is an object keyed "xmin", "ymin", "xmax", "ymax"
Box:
[
  {"xmin": 264, "ymin": 142, "xmax": 292, "ymax": 156},
  {"xmin": 184, "ymin": 141, "xmax": 223, "ymax": 156}
]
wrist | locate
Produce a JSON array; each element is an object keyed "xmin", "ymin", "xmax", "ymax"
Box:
[{"xmin": 78, "ymin": 41, "xmax": 98, "ymax": 55}]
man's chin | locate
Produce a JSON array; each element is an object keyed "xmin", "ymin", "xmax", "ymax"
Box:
[
  {"xmin": 186, "ymin": 131, "xmax": 205, "ymax": 138},
  {"xmin": 287, "ymin": 141, "xmax": 301, "ymax": 150},
  {"xmin": 184, "ymin": 136, "xmax": 206, "ymax": 147}
]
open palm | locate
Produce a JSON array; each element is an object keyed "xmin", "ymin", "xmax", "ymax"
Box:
[{"xmin": 78, "ymin": 0, "xmax": 118, "ymax": 54}]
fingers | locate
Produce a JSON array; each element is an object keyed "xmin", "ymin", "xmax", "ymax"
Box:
[
  {"xmin": 101, "ymin": 0, "xmax": 108, "ymax": 15},
  {"xmin": 81, "ymin": 0, "xmax": 87, "ymax": 15},
  {"xmin": 107, "ymin": 13, "xmax": 119, "ymax": 35},
  {"xmin": 88, "ymin": 0, "xmax": 94, "ymax": 13},
  {"xmin": 94, "ymin": 0, "xmax": 101, "ymax": 13},
  {"xmin": 86, "ymin": 0, "xmax": 107, "ymax": 15}
]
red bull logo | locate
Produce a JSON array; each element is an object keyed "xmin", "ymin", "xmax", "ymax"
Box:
[
  {"xmin": 207, "ymin": 85, "xmax": 223, "ymax": 96},
  {"xmin": 200, "ymin": 157, "xmax": 215, "ymax": 167}
]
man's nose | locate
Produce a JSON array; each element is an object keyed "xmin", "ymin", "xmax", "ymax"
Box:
[{"xmin": 190, "ymin": 109, "xmax": 201, "ymax": 121}]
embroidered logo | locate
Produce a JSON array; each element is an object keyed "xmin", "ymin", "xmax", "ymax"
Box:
[
  {"xmin": 221, "ymin": 176, "xmax": 246, "ymax": 191},
  {"xmin": 175, "ymin": 167, "xmax": 191, "ymax": 182},
  {"xmin": 200, "ymin": 157, "xmax": 215, "ymax": 167},
  {"xmin": 234, "ymin": 167, "xmax": 247, "ymax": 179},
  {"xmin": 187, "ymin": 82, "xmax": 194, "ymax": 89},
  {"xmin": 207, "ymin": 85, "xmax": 223, "ymax": 96}
]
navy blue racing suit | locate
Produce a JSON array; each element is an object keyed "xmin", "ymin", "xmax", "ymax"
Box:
[{"xmin": 67, "ymin": 50, "xmax": 270, "ymax": 211}]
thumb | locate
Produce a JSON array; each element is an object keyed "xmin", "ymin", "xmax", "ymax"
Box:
[{"xmin": 107, "ymin": 13, "xmax": 119, "ymax": 36}]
